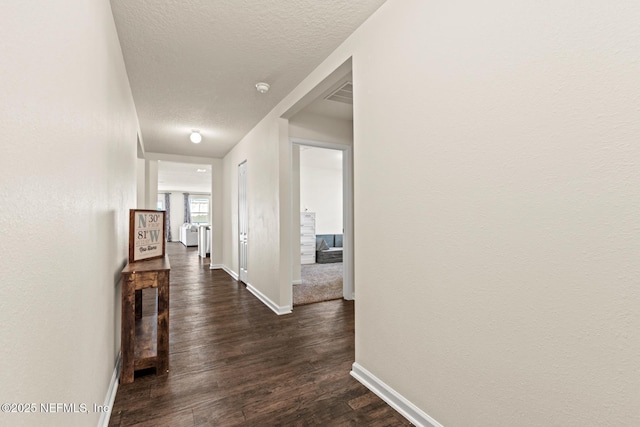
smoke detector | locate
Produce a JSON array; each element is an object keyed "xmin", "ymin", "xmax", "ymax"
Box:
[{"xmin": 255, "ymin": 82, "xmax": 270, "ymax": 94}]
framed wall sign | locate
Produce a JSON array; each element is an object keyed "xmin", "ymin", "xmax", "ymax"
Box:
[{"xmin": 129, "ymin": 209, "xmax": 166, "ymax": 263}]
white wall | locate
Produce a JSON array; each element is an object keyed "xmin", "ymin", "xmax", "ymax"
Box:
[
  {"xmin": 289, "ymin": 110, "xmax": 353, "ymax": 146},
  {"xmin": 221, "ymin": 0, "xmax": 640, "ymax": 425},
  {"xmin": 300, "ymin": 148, "xmax": 343, "ymax": 235},
  {"xmin": 137, "ymin": 158, "xmax": 146, "ymax": 208},
  {"xmin": 354, "ymin": 1, "xmax": 640, "ymax": 425},
  {"xmin": 0, "ymin": 1, "xmax": 139, "ymax": 426},
  {"xmin": 222, "ymin": 116, "xmax": 283, "ymax": 307},
  {"xmin": 291, "ymin": 145, "xmax": 301, "ymax": 282},
  {"xmin": 144, "ymin": 159, "xmax": 158, "ymax": 209},
  {"xmin": 210, "ymin": 158, "xmax": 224, "ymax": 266},
  {"xmin": 167, "ymin": 192, "xmax": 185, "ymax": 241}
]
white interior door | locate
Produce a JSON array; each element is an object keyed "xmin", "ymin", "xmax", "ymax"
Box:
[{"xmin": 238, "ymin": 161, "xmax": 248, "ymax": 283}]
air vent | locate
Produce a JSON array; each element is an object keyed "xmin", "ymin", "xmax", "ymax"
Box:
[{"xmin": 325, "ymin": 82, "xmax": 353, "ymax": 104}]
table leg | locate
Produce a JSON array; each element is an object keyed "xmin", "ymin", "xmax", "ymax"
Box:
[
  {"xmin": 121, "ymin": 277, "xmax": 136, "ymax": 384},
  {"xmin": 156, "ymin": 270, "xmax": 170, "ymax": 375}
]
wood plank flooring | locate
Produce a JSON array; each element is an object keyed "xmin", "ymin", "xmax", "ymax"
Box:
[{"xmin": 109, "ymin": 243, "xmax": 411, "ymax": 426}]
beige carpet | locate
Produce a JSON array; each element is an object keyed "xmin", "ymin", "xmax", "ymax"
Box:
[{"xmin": 293, "ymin": 262, "xmax": 343, "ymax": 306}]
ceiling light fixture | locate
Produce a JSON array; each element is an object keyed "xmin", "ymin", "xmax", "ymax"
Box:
[
  {"xmin": 255, "ymin": 82, "xmax": 270, "ymax": 94},
  {"xmin": 196, "ymin": 168, "xmax": 206, "ymax": 173},
  {"xmin": 190, "ymin": 130, "xmax": 202, "ymax": 144}
]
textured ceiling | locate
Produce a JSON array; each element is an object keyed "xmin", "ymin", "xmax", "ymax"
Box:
[
  {"xmin": 158, "ymin": 161, "xmax": 212, "ymax": 193},
  {"xmin": 110, "ymin": 0, "xmax": 386, "ymax": 159}
]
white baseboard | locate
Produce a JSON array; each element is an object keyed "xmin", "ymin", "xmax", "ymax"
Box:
[
  {"xmin": 292, "ymin": 279, "xmax": 302, "ymax": 285},
  {"xmin": 215, "ymin": 264, "xmax": 238, "ymax": 280},
  {"xmin": 98, "ymin": 352, "xmax": 121, "ymax": 427},
  {"xmin": 209, "ymin": 263, "xmax": 223, "ymax": 270},
  {"xmin": 209, "ymin": 265, "xmax": 291, "ymax": 315},
  {"xmin": 350, "ymin": 362, "xmax": 442, "ymax": 427},
  {"xmin": 246, "ymin": 283, "xmax": 292, "ymax": 315}
]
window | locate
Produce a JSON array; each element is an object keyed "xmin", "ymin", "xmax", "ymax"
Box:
[
  {"xmin": 157, "ymin": 194, "xmax": 165, "ymax": 210},
  {"xmin": 190, "ymin": 197, "xmax": 209, "ymax": 224}
]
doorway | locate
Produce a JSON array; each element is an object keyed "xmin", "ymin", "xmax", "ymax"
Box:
[
  {"xmin": 291, "ymin": 139, "xmax": 354, "ymax": 305},
  {"xmin": 281, "ymin": 58, "xmax": 355, "ymax": 309},
  {"xmin": 155, "ymin": 160, "xmax": 213, "ymax": 248}
]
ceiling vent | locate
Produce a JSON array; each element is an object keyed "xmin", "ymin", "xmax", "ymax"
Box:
[{"xmin": 324, "ymin": 82, "xmax": 353, "ymax": 104}]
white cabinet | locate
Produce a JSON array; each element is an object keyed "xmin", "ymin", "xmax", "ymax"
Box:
[{"xmin": 300, "ymin": 212, "xmax": 316, "ymax": 264}]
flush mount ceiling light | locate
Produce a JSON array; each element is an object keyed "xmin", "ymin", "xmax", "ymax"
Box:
[
  {"xmin": 255, "ymin": 82, "xmax": 270, "ymax": 94},
  {"xmin": 196, "ymin": 168, "xmax": 206, "ymax": 173},
  {"xmin": 190, "ymin": 130, "xmax": 202, "ymax": 144}
]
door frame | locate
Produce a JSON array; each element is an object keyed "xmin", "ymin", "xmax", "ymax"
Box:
[
  {"xmin": 290, "ymin": 138, "xmax": 354, "ymax": 301},
  {"xmin": 238, "ymin": 160, "xmax": 248, "ymax": 283}
]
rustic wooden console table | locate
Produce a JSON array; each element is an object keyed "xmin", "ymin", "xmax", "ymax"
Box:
[{"xmin": 121, "ymin": 255, "xmax": 170, "ymax": 384}]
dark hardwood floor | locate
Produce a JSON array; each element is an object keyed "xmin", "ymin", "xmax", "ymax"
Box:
[{"xmin": 109, "ymin": 242, "xmax": 411, "ymax": 426}]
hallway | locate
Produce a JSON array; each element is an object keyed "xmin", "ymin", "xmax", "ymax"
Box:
[{"xmin": 109, "ymin": 243, "xmax": 410, "ymax": 426}]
